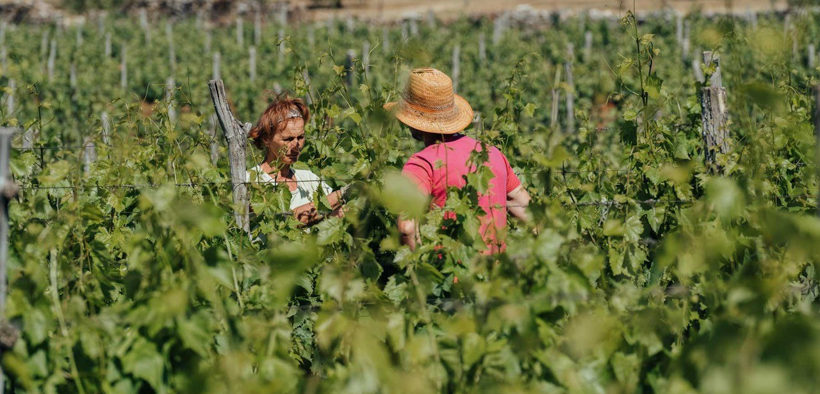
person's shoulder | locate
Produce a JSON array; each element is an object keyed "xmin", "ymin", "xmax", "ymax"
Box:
[{"xmin": 293, "ymin": 167, "xmax": 320, "ymax": 180}]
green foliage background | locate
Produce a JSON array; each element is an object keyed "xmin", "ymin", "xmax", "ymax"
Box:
[{"xmin": 1, "ymin": 8, "xmax": 819, "ymax": 393}]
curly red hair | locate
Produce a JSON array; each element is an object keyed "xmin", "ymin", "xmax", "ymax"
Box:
[{"xmin": 248, "ymin": 95, "xmax": 310, "ymax": 150}]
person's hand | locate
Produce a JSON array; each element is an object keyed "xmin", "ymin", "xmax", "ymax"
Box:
[{"xmin": 293, "ymin": 203, "xmax": 321, "ymax": 226}]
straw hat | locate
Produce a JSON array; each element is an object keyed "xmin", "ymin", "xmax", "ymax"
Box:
[{"xmin": 384, "ymin": 68, "xmax": 474, "ymax": 134}]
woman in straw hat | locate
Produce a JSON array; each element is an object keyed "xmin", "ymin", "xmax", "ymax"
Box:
[
  {"xmin": 247, "ymin": 95, "xmax": 345, "ymax": 225},
  {"xmin": 385, "ymin": 68, "xmax": 531, "ymax": 254}
]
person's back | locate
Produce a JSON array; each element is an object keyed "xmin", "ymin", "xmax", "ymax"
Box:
[
  {"xmin": 403, "ymin": 135, "xmax": 520, "ymax": 253},
  {"xmin": 385, "ymin": 67, "xmax": 530, "ymax": 253}
]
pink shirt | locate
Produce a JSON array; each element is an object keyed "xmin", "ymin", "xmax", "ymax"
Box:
[{"xmin": 402, "ymin": 135, "xmax": 521, "ymax": 253}]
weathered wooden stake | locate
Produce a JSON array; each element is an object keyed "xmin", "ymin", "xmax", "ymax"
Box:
[
  {"xmin": 254, "ymin": 13, "xmax": 261, "ymax": 46},
  {"xmin": 166, "ymin": 77, "xmax": 176, "ymax": 123},
  {"xmin": 565, "ymin": 59, "xmax": 575, "ymax": 133},
  {"xmin": 120, "ymin": 46, "xmax": 127, "ymax": 90},
  {"xmin": 703, "ymin": 51, "xmax": 722, "ymax": 88},
  {"xmin": 236, "ymin": 16, "xmax": 244, "ymax": 46},
  {"xmin": 693, "ymin": 57, "xmax": 704, "ymax": 83},
  {"xmin": 4, "ymin": 79, "xmax": 12, "ymax": 115},
  {"xmin": 815, "ymin": 85, "xmax": 819, "ymax": 216},
  {"xmin": 249, "ymin": 46, "xmax": 257, "ymax": 82},
  {"xmin": 0, "ymin": 128, "xmax": 21, "ymax": 391},
  {"xmin": 0, "ymin": 46, "xmax": 6, "ymax": 76},
  {"xmin": 166, "ymin": 22, "xmax": 176, "ymax": 74},
  {"xmin": 47, "ymin": 38, "xmax": 56, "ymax": 82},
  {"xmin": 140, "ymin": 9, "xmax": 150, "ymax": 43},
  {"xmin": 682, "ymin": 21, "xmax": 690, "ymax": 62},
  {"xmin": 675, "ymin": 13, "xmax": 683, "ymax": 45},
  {"xmin": 302, "ymin": 69, "xmax": 313, "ymax": 105},
  {"xmin": 208, "ymin": 80, "xmax": 250, "ymax": 234},
  {"xmin": 83, "ymin": 139, "xmax": 96, "ymax": 176},
  {"xmin": 104, "ymin": 32, "xmax": 111, "ymax": 57},
  {"xmin": 409, "ymin": 18, "xmax": 418, "ymax": 36},
  {"xmin": 278, "ymin": 29, "xmax": 285, "ymax": 61},
  {"xmin": 40, "ymin": 31, "xmax": 48, "ymax": 65},
  {"xmin": 808, "ymin": 44, "xmax": 816, "ymax": 69},
  {"xmin": 101, "ymin": 112, "xmax": 110, "ymax": 145},
  {"xmin": 69, "ymin": 63, "xmax": 77, "ymax": 88},
  {"xmin": 22, "ymin": 127, "xmax": 38, "ymax": 149},
  {"xmin": 584, "ymin": 31, "xmax": 593, "ymax": 62},
  {"xmin": 699, "ymin": 51, "xmax": 729, "ymax": 172},
  {"xmin": 344, "ymin": 50, "xmax": 355, "ymax": 87},
  {"xmin": 362, "ymin": 41, "xmax": 370, "ymax": 79},
  {"xmin": 212, "ymin": 52, "xmax": 221, "ymax": 80},
  {"xmin": 208, "ymin": 114, "xmax": 219, "ymax": 165},
  {"xmin": 346, "ymin": 17, "xmax": 355, "ymax": 36},
  {"xmin": 478, "ymin": 32, "xmax": 486, "ymax": 62},
  {"xmin": 75, "ymin": 27, "xmax": 83, "ymax": 47},
  {"xmin": 451, "ymin": 44, "xmax": 461, "ymax": 92},
  {"xmin": 551, "ymin": 67, "xmax": 562, "ymax": 129},
  {"xmin": 382, "ymin": 27, "xmax": 390, "ymax": 55}
]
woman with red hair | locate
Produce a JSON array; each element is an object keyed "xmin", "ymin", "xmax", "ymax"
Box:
[{"xmin": 247, "ymin": 96, "xmax": 344, "ymax": 225}]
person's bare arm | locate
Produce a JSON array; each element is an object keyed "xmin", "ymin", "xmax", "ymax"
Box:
[
  {"xmin": 398, "ymin": 217, "xmax": 418, "ymax": 250},
  {"xmin": 507, "ymin": 185, "xmax": 531, "ymax": 222}
]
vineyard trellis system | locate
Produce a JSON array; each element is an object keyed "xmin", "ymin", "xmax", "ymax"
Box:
[{"xmin": 0, "ymin": 6, "xmax": 818, "ymax": 392}]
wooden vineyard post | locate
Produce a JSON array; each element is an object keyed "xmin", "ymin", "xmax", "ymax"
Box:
[
  {"xmin": 208, "ymin": 80, "xmax": 250, "ymax": 235},
  {"xmin": 584, "ymin": 31, "xmax": 593, "ymax": 62},
  {"xmin": 254, "ymin": 13, "xmax": 261, "ymax": 47},
  {"xmin": 69, "ymin": 63, "xmax": 77, "ymax": 88},
  {"xmin": 249, "ymin": 47, "xmax": 257, "ymax": 82},
  {"xmin": 139, "ymin": 8, "xmax": 150, "ymax": 43},
  {"xmin": 4, "ymin": 79, "xmax": 12, "ymax": 115},
  {"xmin": 101, "ymin": 112, "xmax": 110, "ymax": 145},
  {"xmin": 83, "ymin": 139, "xmax": 96, "ymax": 176},
  {"xmin": 451, "ymin": 44, "xmax": 460, "ymax": 93},
  {"xmin": 815, "ymin": 85, "xmax": 819, "ymax": 217},
  {"xmin": 47, "ymin": 38, "xmax": 56, "ymax": 83},
  {"xmin": 278, "ymin": 29, "xmax": 285, "ymax": 62},
  {"xmin": 22, "ymin": 127, "xmax": 38, "ymax": 150},
  {"xmin": 302, "ymin": 69, "xmax": 313, "ymax": 105},
  {"xmin": 382, "ymin": 27, "xmax": 390, "ymax": 55},
  {"xmin": 166, "ymin": 22, "xmax": 176, "ymax": 75},
  {"xmin": 344, "ymin": 50, "xmax": 355, "ymax": 88},
  {"xmin": 236, "ymin": 16, "xmax": 244, "ymax": 47},
  {"xmin": 1, "ymin": 45, "xmax": 6, "ymax": 76},
  {"xmin": 120, "ymin": 46, "xmax": 127, "ymax": 90},
  {"xmin": 208, "ymin": 114, "xmax": 219, "ymax": 166},
  {"xmin": 809, "ymin": 44, "xmax": 816, "ymax": 69},
  {"xmin": 212, "ymin": 52, "xmax": 221, "ymax": 80},
  {"xmin": 681, "ymin": 21, "xmax": 690, "ymax": 63},
  {"xmin": 550, "ymin": 66, "xmax": 562, "ymax": 129},
  {"xmin": 478, "ymin": 32, "xmax": 486, "ymax": 62},
  {"xmin": 0, "ymin": 127, "xmax": 21, "ymax": 393},
  {"xmin": 166, "ymin": 78, "xmax": 176, "ymax": 123},
  {"xmin": 104, "ymin": 32, "xmax": 111, "ymax": 57},
  {"xmin": 565, "ymin": 43, "xmax": 576, "ymax": 133},
  {"xmin": 40, "ymin": 31, "xmax": 48, "ymax": 67},
  {"xmin": 698, "ymin": 51, "xmax": 729, "ymax": 173},
  {"xmin": 362, "ymin": 41, "xmax": 370, "ymax": 80}
]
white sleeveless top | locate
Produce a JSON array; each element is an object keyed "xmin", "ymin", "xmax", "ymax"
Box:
[{"xmin": 247, "ymin": 165, "xmax": 333, "ymax": 210}]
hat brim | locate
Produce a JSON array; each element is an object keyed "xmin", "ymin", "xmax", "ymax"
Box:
[{"xmin": 383, "ymin": 94, "xmax": 474, "ymax": 135}]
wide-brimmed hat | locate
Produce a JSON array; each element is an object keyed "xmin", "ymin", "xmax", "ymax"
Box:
[{"xmin": 384, "ymin": 68, "xmax": 473, "ymax": 134}]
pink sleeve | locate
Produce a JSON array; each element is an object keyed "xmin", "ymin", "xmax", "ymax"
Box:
[
  {"xmin": 402, "ymin": 155, "xmax": 433, "ymax": 195},
  {"xmin": 502, "ymin": 153, "xmax": 521, "ymax": 193}
]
